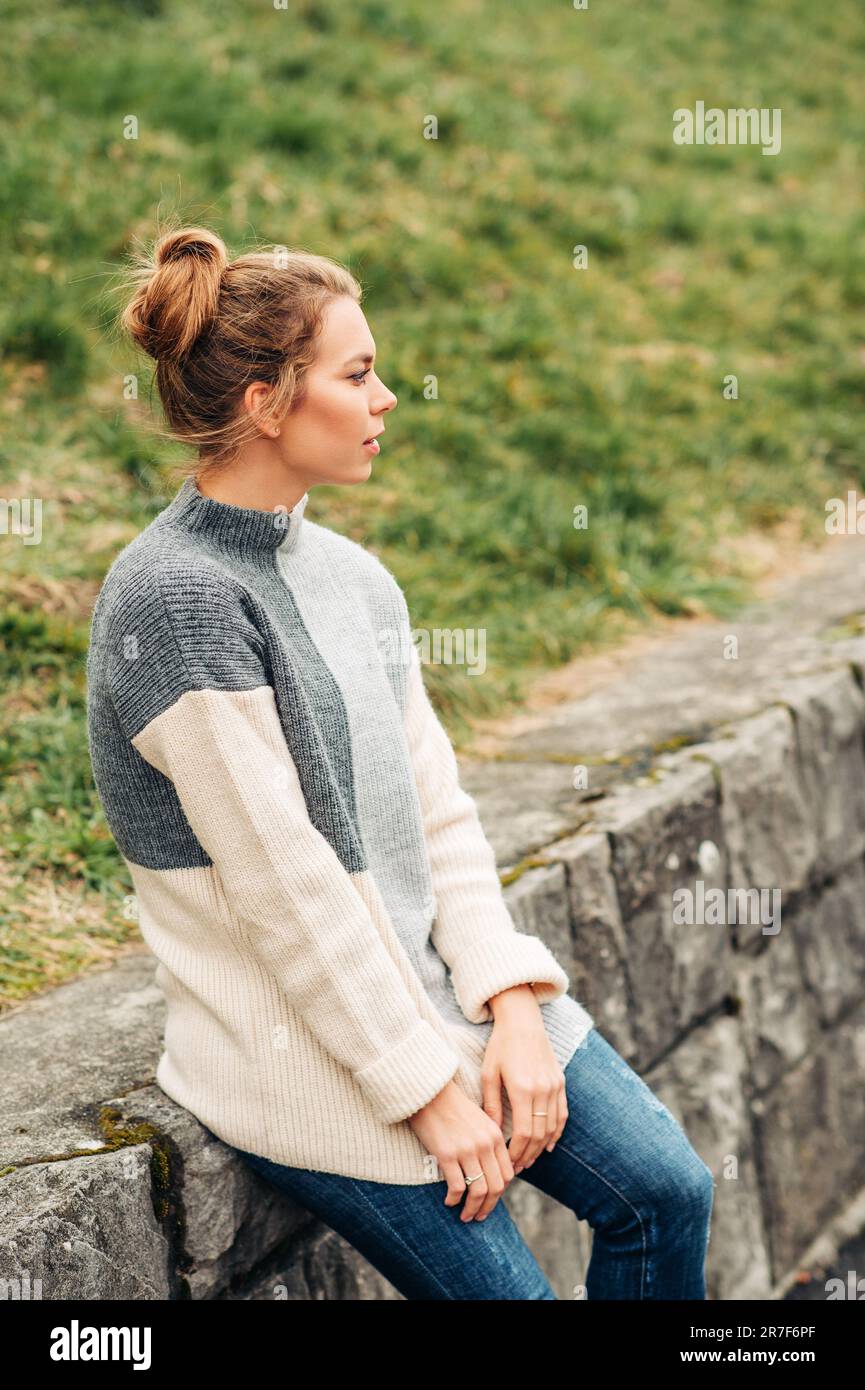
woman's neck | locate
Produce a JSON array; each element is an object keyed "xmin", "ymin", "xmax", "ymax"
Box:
[{"xmin": 196, "ymin": 452, "xmax": 309, "ymax": 517}]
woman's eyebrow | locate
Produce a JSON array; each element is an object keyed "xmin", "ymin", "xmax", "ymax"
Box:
[{"xmin": 342, "ymin": 352, "xmax": 375, "ymax": 367}]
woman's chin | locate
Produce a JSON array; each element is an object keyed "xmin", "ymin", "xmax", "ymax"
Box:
[{"xmin": 334, "ymin": 462, "xmax": 374, "ymax": 486}]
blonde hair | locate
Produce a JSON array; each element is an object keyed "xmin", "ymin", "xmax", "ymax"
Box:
[{"xmin": 119, "ymin": 222, "xmax": 362, "ymax": 477}]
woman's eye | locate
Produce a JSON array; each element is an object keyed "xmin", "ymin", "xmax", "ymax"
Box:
[{"xmin": 350, "ymin": 368, "xmax": 371, "ymax": 383}]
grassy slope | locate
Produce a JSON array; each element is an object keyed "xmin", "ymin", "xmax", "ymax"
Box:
[{"xmin": 1, "ymin": 0, "xmax": 863, "ymax": 1004}]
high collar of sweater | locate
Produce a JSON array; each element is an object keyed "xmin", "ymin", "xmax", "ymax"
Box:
[{"xmin": 161, "ymin": 474, "xmax": 309, "ymax": 557}]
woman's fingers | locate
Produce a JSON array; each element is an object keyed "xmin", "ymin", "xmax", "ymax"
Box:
[
  {"xmin": 548, "ymin": 1077, "xmax": 568, "ymax": 1149},
  {"xmin": 526, "ymin": 1085, "xmax": 557, "ymax": 1165},
  {"xmin": 442, "ymin": 1156, "xmax": 470, "ymax": 1208},
  {"xmin": 474, "ymin": 1131, "xmax": 515, "ymax": 1218},
  {"xmin": 514, "ymin": 1084, "xmax": 559, "ymax": 1169},
  {"xmin": 461, "ymin": 1142, "xmax": 508, "ymax": 1221},
  {"xmin": 508, "ymin": 1088, "xmax": 534, "ymax": 1170}
]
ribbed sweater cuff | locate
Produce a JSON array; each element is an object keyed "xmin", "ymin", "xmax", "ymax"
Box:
[
  {"xmin": 355, "ymin": 1019, "xmax": 461, "ymax": 1124},
  {"xmin": 448, "ymin": 932, "xmax": 570, "ymax": 1024}
]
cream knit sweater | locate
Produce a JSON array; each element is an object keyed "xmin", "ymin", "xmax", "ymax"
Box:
[{"xmin": 86, "ymin": 477, "xmax": 594, "ymax": 1183}]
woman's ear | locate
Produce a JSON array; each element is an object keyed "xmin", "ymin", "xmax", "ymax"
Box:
[{"xmin": 242, "ymin": 380, "xmax": 280, "ymax": 438}]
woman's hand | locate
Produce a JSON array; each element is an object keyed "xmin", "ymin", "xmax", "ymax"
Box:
[
  {"xmin": 406, "ymin": 1079, "xmax": 515, "ymax": 1222},
  {"xmin": 483, "ymin": 984, "xmax": 568, "ymax": 1173}
]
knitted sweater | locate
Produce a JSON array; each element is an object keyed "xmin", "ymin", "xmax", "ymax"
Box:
[{"xmin": 86, "ymin": 476, "xmax": 595, "ymax": 1184}]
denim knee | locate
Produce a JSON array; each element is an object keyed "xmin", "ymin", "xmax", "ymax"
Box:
[
  {"xmin": 644, "ymin": 1144, "xmax": 714, "ymax": 1224},
  {"xmin": 677, "ymin": 1153, "xmax": 715, "ymax": 1220}
]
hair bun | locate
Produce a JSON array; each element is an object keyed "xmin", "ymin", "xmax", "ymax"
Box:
[
  {"xmin": 122, "ymin": 225, "xmax": 229, "ymax": 362},
  {"xmin": 155, "ymin": 227, "xmax": 227, "ymax": 272}
]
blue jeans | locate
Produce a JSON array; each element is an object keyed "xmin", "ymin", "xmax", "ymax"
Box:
[{"xmin": 230, "ymin": 1026, "xmax": 714, "ymax": 1300}]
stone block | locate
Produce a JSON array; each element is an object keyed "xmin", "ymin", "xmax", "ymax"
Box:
[
  {"xmin": 589, "ymin": 760, "xmax": 732, "ymax": 1065},
  {"xmin": 644, "ymin": 1015, "xmax": 772, "ymax": 1300}
]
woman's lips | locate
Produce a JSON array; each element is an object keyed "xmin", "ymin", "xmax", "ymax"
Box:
[{"xmin": 362, "ymin": 438, "xmax": 380, "ymax": 454}]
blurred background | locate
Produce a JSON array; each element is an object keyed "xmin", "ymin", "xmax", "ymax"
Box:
[{"xmin": 0, "ymin": 0, "xmax": 862, "ymax": 1009}]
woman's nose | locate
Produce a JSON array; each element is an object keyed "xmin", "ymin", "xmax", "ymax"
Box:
[{"xmin": 374, "ymin": 377, "xmax": 397, "ymax": 412}]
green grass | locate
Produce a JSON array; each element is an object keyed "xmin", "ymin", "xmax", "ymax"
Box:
[{"xmin": 1, "ymin": 0, "xmax": 864, "ymax": 1004}]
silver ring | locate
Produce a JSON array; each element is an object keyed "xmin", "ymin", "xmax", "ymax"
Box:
[{"xmin": 464, "ymin": 1171, "xmax": 484, "ymax": 1186}]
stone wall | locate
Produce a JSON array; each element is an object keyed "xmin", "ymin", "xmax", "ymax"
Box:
[{"xmin": 503, "ymin": 666, "xmax": 865, "ymax": 1299}]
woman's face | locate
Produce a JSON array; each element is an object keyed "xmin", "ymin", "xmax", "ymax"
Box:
[{"xmin": 272, "ymin": 295, "xmax": 397, "ymax": 486}]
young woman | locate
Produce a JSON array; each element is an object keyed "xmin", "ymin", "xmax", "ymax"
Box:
[{"xmin": 87, "ymin": 225, "xmax": 714, "ymax": 1301}]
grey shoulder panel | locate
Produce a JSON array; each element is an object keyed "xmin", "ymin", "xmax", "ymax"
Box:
[{"xmin": 88, "ymin": 540, "xmax": 267, "ymax": 741}]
